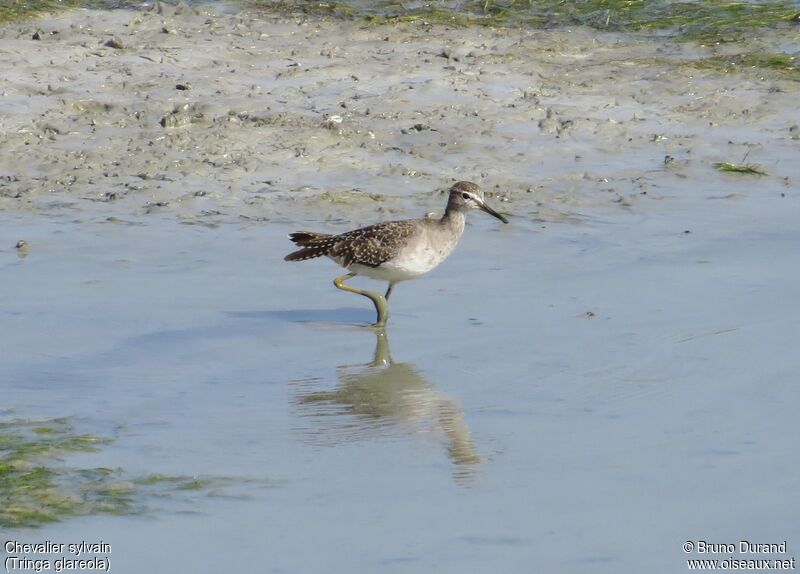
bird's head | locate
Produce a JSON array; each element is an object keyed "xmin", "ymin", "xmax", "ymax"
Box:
[{"xmin": 448, "ymin": 181, "xmax": 508, "ymax": 224}]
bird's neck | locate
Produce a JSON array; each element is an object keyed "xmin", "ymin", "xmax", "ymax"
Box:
[{"xmin": 441, "ymin": 205, "xmax": 466, "ymax": 234}]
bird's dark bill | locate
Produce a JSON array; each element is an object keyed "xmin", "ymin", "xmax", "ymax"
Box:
[{"xmin": 480, "ymin": 202, "xmax": 508, "ymax": 224}]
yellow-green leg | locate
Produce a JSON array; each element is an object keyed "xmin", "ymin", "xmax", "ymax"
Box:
[{"xmin": 334, "ymin": 273, "xmax": 390, "ymax": 328}]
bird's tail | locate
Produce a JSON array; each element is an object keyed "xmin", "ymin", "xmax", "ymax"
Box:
[{"xmin": 284, "ymin": 231, "xmax": 334, "ymax": 262}]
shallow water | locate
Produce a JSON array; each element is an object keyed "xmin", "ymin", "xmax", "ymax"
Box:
[{"xmin": 3, "ymin": 176, "xmax": 799, "ymax": 570}]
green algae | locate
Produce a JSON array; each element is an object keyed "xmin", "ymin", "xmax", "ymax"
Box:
[
  {"xmin": 242, "ymin": 1, "xmax": 799, "ymax": 78},
  {"xmin": 133, "ymin": 473, "xmax": 217, "ymax": 490},
  {"xmin": 691, "ymin": 52, "xmax": 799, "ymax": 78},
  {"xmin": 0, "ymin": 0, "xmax": 83, "ymax": 24},
  {"xmin": 4, "ymin": 0, "xmax": 798, "ymax": 42},
  {"xmin": 245, "ymin": 0, "xmax": 800, "ymax": 41},
  {"xmin": 0, "ymin": 417, "xmax": 239, "ymax": 528},
  {"xmin": 713, "ymin": 161, "xmax": 767, "ymax": 175},
  {"xmin": 0, "ymin": 418, "xmax": 110, "ymax": 527}
]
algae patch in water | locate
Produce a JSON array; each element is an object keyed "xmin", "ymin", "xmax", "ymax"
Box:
[
  {"xmin": 0, "ymin": 418, "xmax": 235, "ymax": 528},
  {"xmin": 713, "ymin": 161, "xmax": 767, "ymax": 175}
]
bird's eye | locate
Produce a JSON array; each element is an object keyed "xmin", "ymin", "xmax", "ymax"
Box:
[{"xmin": 461, "ymin": 192, "xmax": 470, "ymax": 200}]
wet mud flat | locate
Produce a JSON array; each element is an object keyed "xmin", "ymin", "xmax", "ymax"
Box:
[
  {"xmin": 1, "ymin": 3, "xmax": 800, "ymax": 573},
  {"xmin": 0, "ymin": 3, "xmax": 797, "ymax": 221}
]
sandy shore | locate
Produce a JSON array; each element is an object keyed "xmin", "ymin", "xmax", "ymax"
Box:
[{"xmin": 0, "ymin": 3, "xmax": 796, "ymax": 226}]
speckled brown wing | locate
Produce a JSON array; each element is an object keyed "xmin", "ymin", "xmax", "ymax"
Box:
[
  {"xmin": 328, "ymin": 220, "xmax": 418, "ymax": 268},
  {"xmin": 284, "ymin": 220, "xmax": 418, "ymax": 268}
]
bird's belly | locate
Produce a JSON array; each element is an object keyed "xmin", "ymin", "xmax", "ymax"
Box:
[{"xmin": 347, "ymin": 244, "xmax": 452, "ymax": 282}]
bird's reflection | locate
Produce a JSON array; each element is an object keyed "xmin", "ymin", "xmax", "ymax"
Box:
[{"xmin": 291, "ymin": 330, "xmax": 484, "ymax": 484}]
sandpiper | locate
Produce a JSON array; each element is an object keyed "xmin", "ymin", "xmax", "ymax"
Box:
[{"xmin": 284, "ymin": 181, "xmax": 508, "ymax": 327}]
